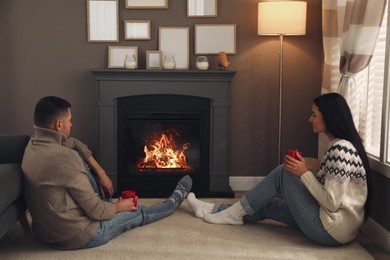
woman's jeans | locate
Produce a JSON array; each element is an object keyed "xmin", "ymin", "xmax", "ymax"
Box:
[
  {"xmin": 213, "ymin": 165, "xmax": 341, "ymax": 246},
  {"xmin": 81, "ymin": 164, "xmax": 178, "ymax": 249}
]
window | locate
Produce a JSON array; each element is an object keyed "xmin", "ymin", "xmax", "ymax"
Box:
[{"xmin": 357, "ymin": 3, "xmax": 390, "ymax": 177}]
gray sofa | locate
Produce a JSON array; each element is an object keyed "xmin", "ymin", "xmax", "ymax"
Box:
[{"xmin": 0, "ymin": 134, "xmax": 31, "ymax": 238}]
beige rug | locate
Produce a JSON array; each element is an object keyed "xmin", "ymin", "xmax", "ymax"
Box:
[{"xmin": 0, "ymin": 198, "xmax": 373, "ymax": 260}]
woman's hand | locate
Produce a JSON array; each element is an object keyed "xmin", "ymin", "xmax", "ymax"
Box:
[
  {"xmin": 283, "ymin": 152, "xmax": 309, "ymax": 177},
  {"xmin": 115, "ymin": 197, "xmax": 138, "ymax": 212}
]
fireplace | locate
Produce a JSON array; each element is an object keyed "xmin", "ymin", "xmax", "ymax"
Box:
[
  {"xmin": 92, "ymin": 69, "xmax": 236, "ymax": 197},
  {"xmin": 117, "ymin": 94, "xmax": 210, "ymax": 196}
]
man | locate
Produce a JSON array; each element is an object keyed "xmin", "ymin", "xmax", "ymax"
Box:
[{"xmin": 22, "ymin": 96, "xmax": 192, "ymax": 250}]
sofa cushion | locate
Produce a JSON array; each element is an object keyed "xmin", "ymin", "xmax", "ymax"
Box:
[{"xmin": 0, "ymin": 164, "xmax": 24, "ymax": 212}]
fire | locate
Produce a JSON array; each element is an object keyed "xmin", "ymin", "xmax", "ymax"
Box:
[{"xmin": 137, "ymin": 133, "xmax": 191, "ymax": 169}]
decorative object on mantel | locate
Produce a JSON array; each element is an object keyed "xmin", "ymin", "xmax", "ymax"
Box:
[
  {"xmin": 124, "ymin": 54, "xmax": 137, "ymax": 69},
  {"xmin": 159, "ymin": 27, "xmax": 190, "ymax": 69},
  {"xmin": 163, "ymin": 55, "xmax": 176, "ymax": 69},
  {"xmin": 87, "ymin": 0, "xmax": 119, "ymax": 42},
  {"xmin": 217, "ymin": 51, "xmax": 230, "ymax": 70},
  {"xmin": 146, "ymin": 50, "xmax": 163, "ymax": 69},
  {"xmin": 187, "ymin": 0, "xmax": 218, "ymax": 18},
  {"xmin": 125, "ymin": 0, "xmax": 168, "ymax": 9},
  {"xmin": 194, "ymin": 24, "xmax": 236, "ymax": 55},
  {"xmin": 108, "ymin": 46, "xmax": 138, "ymax": 68},
  {"xmin": 196, "ymin": 56, "xmax": 209, "ymax": 70},
  {"xmin": 257, "ymin": 1, "xmax": 307, "ymax": 164}
]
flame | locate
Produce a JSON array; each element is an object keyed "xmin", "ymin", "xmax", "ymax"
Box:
[{"xmin": 137, "ymin": 133, "xmax": 191, "ymax": 169}]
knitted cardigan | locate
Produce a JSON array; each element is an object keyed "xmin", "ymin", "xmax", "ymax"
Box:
[
  {"xmin": 22, "ymin": 126, "xmax": 116, "ymax": 249},
  {"xmin": 300, "ymin": 138, "xmax": 368, "ymax": 244}
]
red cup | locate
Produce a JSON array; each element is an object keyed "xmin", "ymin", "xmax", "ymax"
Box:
[
  {"xmin": 287, "ymin": 149, "xmax": 302, "ymax": 160},
  {"xmin": 121, "ymin": 190, "xmax": 138, "ymax": 207}
]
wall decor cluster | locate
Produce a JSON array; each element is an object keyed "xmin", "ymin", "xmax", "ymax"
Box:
[{"xmin": 87, "ymin": 0, "xmax": 235, "ymax": 70}]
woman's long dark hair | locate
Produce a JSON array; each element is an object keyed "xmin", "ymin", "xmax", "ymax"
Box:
[{"xmin": 314, "ymin": 93, "xmax": 371, "ymax": 221}]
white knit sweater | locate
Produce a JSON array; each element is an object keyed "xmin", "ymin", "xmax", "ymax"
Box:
[{"xmin": 300, "ymin": 138, "xmax": 367, "ymax": 244}]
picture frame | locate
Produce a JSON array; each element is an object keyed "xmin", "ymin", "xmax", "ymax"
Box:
[
  {"xmin": 187, "ymin": 0, "xmax": 217, "ymax": 18},
  {"xmin": 124, "ymin": 20, "xmax": 151, "ymax": 40},
  {"xmin": 87, "ymin": 0, "xmax": 119, "ymax": 42},
  {"xmin": 194, "ymin": 24, "xmax": 236, "ymax": 54},
  {"xmin": 159, "ymin": 27, "xmax": 190, "ymax": 69},
  {"xmin": 146, "ymin": 50, "xmax": 163, "ymax": 69},
  {"xmin": 108, "ymin": 46, "xmax": 138, "ymax": 68},
  {"xmin": 126, "ymin": 0, "xmax": 168, "ymax": 9}
]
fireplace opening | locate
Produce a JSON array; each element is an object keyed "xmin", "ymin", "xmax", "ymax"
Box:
[{"xmin": 117, "ymin": 94, "xmax": 211, "ymax": 197}]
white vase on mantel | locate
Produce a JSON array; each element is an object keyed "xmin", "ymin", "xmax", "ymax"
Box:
[{"xmin": 163, "ymin": 55, "xmax": 176, "ymax": 70}]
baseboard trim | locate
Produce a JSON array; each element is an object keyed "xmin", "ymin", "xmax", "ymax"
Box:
[
  {"xmin": 361, "ymin": 218, "xmax": 390, "ymax": 253},
  {"xmin": 229, "ymin": 176, "xmax": 264, "ymax": 191}
]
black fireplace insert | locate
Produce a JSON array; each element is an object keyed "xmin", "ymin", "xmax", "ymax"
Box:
[{"xmin": 117, "ymin": 94, "xmax": 211, "ymax": 197}]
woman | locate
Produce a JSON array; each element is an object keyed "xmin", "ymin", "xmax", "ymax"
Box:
[{"xmin": 187, "ymin": 93, "xmax": 371, "ymax": 246}]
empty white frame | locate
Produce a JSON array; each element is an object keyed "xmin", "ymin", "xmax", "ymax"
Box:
[
  {"xmin": 146, "ymin": 50, "xmax": 162, "ymax": 69},
  {"xmin": 124, "ymin": 20, "xmax": 151, "ymax": 40},
  {"xmin": 194, "ymin": 24, "xmax": 236, "ymax": 54},
  {"xmin": 108, "ymin": 46, "xmax": 138, "ymax": 68},
  {"xmin": 87, "ymin": 0, "xmax": 119, "ymax": 42},
  {"xmin": 126, "ymin": 0, "xmax": 168, "ymax": 9},
  {"xmin": 159, "ymin": 27, "xmax": 189, "ymax": 69},
  {"xmin": 187, "ymin": 0, "xmax": 217, "ymax": 17}
]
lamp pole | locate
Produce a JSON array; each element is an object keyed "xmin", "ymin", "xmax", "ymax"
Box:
[{"xmin": 277, "ymin": 34, "xmax": 284, "ymax": 165}]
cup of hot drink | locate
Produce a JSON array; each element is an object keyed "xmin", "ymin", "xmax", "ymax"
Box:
[
  {"xmin": 287, "ymin": 149, "xmax": 302, "ymax": 160},
  {"xmin": 121, "ymin": 190, "xmax": 138, "ymax": 207}
]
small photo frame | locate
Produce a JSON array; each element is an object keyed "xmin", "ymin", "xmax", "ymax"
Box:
[
  {"xmin": 159, "ymin": 27, "xmax": 190, "ymax": 69},
  {"xmin": 194, "ymin": 24, "xmax": 236, "ymax": 54},
  {"xmin": 187, "ymin": 0, "xmax": 218, "ymax": 18},
  {"xmin": 126, "ymin": 0, "xmax": 168, "ymax": 9},
  {"xmin": 146, "ymin": 50, "xmax": 162, "ymax": 69},
  {"xmin": 108, "ymin": 46, "xmax": 138, "ymax": 68},
  {"xmin": 124, "ymin": 20, "xmax": 151, "ymax": 40}
]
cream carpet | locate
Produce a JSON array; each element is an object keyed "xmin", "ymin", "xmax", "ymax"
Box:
[{"xmin": 0, "ymin": 198, "xmax": 373, "ymax": 260}]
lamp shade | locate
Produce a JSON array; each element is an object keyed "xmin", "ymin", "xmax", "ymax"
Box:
[{"xmin": 258, "ymin": 1, "xmax": 307, "ymax": 35}]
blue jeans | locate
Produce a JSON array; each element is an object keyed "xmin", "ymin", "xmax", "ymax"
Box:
[
  {"xmin": 81, "ymin": 163, "xmax": 178, "ymax": 249},
  {"xmin": 213, "ymin": 165, "xmax": 341, "ymax": 246}
]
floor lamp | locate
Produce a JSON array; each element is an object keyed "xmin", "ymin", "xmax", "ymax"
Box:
[{"xmin": 257, "ymin": 1, "xmax": 307, "ymax": 164}]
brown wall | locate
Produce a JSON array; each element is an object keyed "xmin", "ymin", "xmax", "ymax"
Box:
[{"xmin": 0, "ymin": 0, "xmax": 321, "ymax": 177}]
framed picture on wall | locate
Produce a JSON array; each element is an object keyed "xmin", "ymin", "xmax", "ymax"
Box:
[
  {"xmin": 187, "ymin": 0, "xmax": 218, "ymax": 18},
  {"xmin": 87, "ymin": 0, "xmax": 119, "ymax": 42},
  {"xmin": 146, "ymin": 50, "xmax": 162, "ymax": 69},
  {"xmin": 124, "ymin": 20, "xmax": 151, "ymax": 40},
  {"xmin": 108, "ymin": 46, "xmax": 138, "ymax": 68},
  {"xmin": 126, "ymin": 0, "xmax": 168, "ymax": 9},
  {"xmin": 194, "ymin": 24, "xmax": 236, "ymax": 54},
  {"xmin": 159, "ymin": 27, "xmax": 189, "ymax": 69}
]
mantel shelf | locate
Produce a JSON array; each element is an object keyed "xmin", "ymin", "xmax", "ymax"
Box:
[{"xmin": 91, "ymin": 69, "xmax": 237, "ymax": 81}]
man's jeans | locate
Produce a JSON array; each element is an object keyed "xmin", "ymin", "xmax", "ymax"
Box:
[
  {"xmin": 81, "ymin": 163, "xmax": 177, "ymax": 249},
  {"xmin": 212, "ymin": 165, "xmax": 341, "ymax": 246}
]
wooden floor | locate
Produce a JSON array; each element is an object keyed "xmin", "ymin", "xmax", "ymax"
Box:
[{"xmin": 233, "ymin": 191, "xmax": 389, "ymax": 259}]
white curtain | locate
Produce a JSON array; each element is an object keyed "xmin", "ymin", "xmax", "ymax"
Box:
[{"xmin": 322, "ymin": 0, "xmax": 386, "ymax": 123}]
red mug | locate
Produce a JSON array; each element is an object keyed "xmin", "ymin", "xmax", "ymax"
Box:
[
  {"xmin": 287, "ymin": 149, "xmax": 302, "ymax": 160},
  {"xmin": 121, "ymin": 190, "xmax": 138, "ymax": 207}
]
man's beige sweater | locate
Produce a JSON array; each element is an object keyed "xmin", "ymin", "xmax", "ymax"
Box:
[{"xmin": 22, "ymin": 126, "xmax": 116, "ymax": 249}]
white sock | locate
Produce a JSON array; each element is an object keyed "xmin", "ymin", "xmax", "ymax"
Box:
[
  {"xmin": 187, "ymin": 192, "xmax": 215, "ymax": 219},
  {"xmin": 204, "ymin": 201, "xmax": 245, "ymax": 225}
]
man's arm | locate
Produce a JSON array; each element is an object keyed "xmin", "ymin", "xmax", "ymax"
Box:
[{"xmin": 87, "ymin": 155, "xmax": 114, "ymax": 198}]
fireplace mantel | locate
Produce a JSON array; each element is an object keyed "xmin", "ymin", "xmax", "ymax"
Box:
[{"xmin": 92, "ymin": 69, "xmax": 236, "ymax": 197}]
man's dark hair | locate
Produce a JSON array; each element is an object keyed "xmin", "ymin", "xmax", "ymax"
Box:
[{"xmin": 34, "ymin": 96, "xmax": 71, "ymax": 128}]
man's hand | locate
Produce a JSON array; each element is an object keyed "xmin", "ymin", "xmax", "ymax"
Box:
[
  {"xmin": 87, "ymin": 156, "xmax": 114, "ymax": 198},
  {"xmin": 97, "ymin": 170, "xmax": 114, "ymax": 198},
  {"xmin": 283, "ymin": 152, "xmax": 308, "ymax": 177},
  {"xmin": 115, "ymin": 197, "xmax": 138, "ymax": 212}
]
